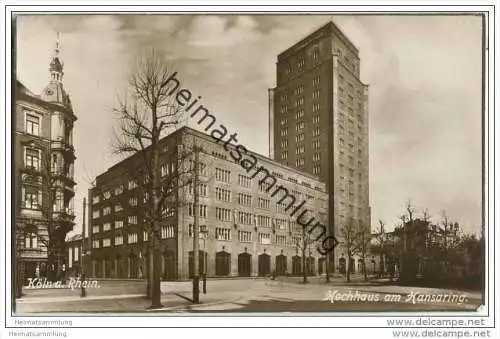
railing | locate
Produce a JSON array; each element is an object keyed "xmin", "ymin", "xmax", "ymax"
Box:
[
  {"xmin": 51, "ymin": 139, "xmax": 75, "ymax": 154},
  {"xmin": 53, "ymin": 208, "xmax": 76, "ymax": 222}
]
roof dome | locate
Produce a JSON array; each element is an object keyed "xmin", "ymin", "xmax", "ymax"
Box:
[{"xmin": 40, "ymin": 82, "xmax": 72, "ymax": 109}]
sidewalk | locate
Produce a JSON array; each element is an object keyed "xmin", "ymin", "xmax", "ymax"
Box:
[
  {"xmin": 15, "ymin": 290, "xmax": 241, "ymax": 314},
  {"xmin": 16, "ymin": 293, "xmax": 146, "ymax": 304},
  {"xmin": 268, "ymin": 275, "xmax": 483, "ymax": 302}
]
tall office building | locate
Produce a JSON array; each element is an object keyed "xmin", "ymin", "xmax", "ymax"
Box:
[
  {"xmin": 270, "ymin": 22, "xmax": 370, "ymax": 273},
  {"xmin": 87, "ymin": 127, "xmax": 328, "ymax": 280}
]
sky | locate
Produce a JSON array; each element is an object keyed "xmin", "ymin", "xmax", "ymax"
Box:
[{"xmin": 15, "ymin": 14, "xmax": 483, "ymax": 236}]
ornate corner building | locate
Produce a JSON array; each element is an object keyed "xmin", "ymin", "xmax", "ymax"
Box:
[{"xmin": 14, "ymin": 38, "xmax": 77, "ymax": 287}]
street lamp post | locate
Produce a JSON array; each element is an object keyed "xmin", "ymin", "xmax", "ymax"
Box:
[
  {"xmin": 200, "ymin": 230, "xmax": 208, "ymax": 294},
  {"xmin": 80, "ymin": 197, "xmax": 87, "ymax": 298},
  {"xmin": 192, "ymin": 145, "xmax": 200, "ymax": 304}
]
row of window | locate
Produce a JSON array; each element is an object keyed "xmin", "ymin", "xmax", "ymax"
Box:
[
  {"xmin": 339, "ymin": 149, "xmax": 365, "ymax": 169},
  {"xmin": 188, "ymin": 182, "xmax": 208, "ymax": 197},
  {"xmin": 238, "ymin": 211, "xmax": 253, "ymax": 225},
  {"xmin": 24, "ymin": 149, "xmax": 71, "ymax": 178},
  {"xmin": 188, "ymin": 204, "xmax": 208, "ymax": 218},
  {"xmin": 339, "ymin": 138, "xmax": 364, "ymax": 152},
  {"xmin": 283, "ymin": 48, "xmax": 319, "ymax": 76},
  {"xmin": 25, "ymin": 148, "xmax": 41, "ymax": 171},
  {"xmin": 238, "ymin": 174, "xmax": 252, "ymax": 188},
  {"xmin": 92, "ymin": 161, "xmax": 192, "ymax": 205},
  {"xmin": 201, "ymin": 228, "xmax": 302, "ymax": 246},
  {"xmin": 338, "ymin": 100, "xmax": 364, "ymax": 120},
  {"xmin": 25, "ymin": 113, "xmax": 40, "ymax": 136},
  {"xmin": 338, "ymin": 112, "xmax": 365, "ymax": 129},
  {"xmin": 93, "ymin": 225, "xmax": 177, "ymax": 248},
  {"xmin": 215, "ymin": 207, "xmax": 232, "ymax": 221},
  {"xmin": 212, "ymin": 151, "xmax": 227, "ymax": 160},
  {"xmin": 281, "ymin": 83, "xmax": 322, "ymax": 106},
  {"xmin": 280, "ymin": 124, "xmax": 321, "ymax": 145},
  {"xmin": 92, "ymin": 226, "xmax": 307, "ymax": 249},
  {"xmin": 24, "ymin": 233, "xmax": 38, "ymax": 249},
  {"xmin": 338, "ymin": 205, "xmax": 367, "ymax": 220},
  {"xmin": 188, "ymin": 160, "xmax": 208, "ymax": 176},
  {"xmin": 237, "ymin": 193, "xmax": 252, "ymax": 206},
  {"xmin": 212, "ymin": 206, "xmax": 314, "ymax": 228},
  {"xmin": 340, "ymin": 79, "xmax": 365, "ymax": 99},
  {"xmin": 257, "ymin": 197, "xmax": 270, "ymax": 209},
  {"xmin": 215, "ymin": 168, "xmax": 231, "ymax": 183},
  {"xmin": 215, "ymin": 187, "xmax": 231, "ymax": 202},
  {"xmin": 21, "ymin": 186, "xmax": 42, "ymax": 209}
]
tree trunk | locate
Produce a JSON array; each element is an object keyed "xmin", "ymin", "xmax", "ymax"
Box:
[
  {"xmin": 379, "ymin": 254, "xmax": 385, "ymax": 278},
  {"xmin": 302, "ymin": 249, "xmax": 307, "ymax": 284},
  {"xmin": 325, "ymin": 255, "xmax": 330, "ymax": 283},
  {"xmin": 15, "ymin": 257, "xmax": 24, "ymax": 298},
  {"xmin": 346, "ymin": 254, "xmax": 351, "ymax": 282},
  {"xmin": 150, "ymin": 235, "xmax": 162, "ymax": 308},
  {"xmin": 146, "ymin": 249, "xmax": 153, "ymax": 298},
  {"xmin": 149, "ymin": 123, "xmax": 163, "ymax": 309},
  {"xmin": 363, "ymin": 258, "xmax": 368, "ymax": 281},
  {"xmin": 301, "ymin": 226, "xmax": 307, "ymax": 284}
]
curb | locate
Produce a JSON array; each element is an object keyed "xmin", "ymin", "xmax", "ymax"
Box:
[
  {"xmin": 146, "ymin": 295, "xmax": 243, "ymax": 312},
  {"xmin": 17, "ymin": 294, "xmax": 146, "ymax": 304},
  {"xmin": 17, "ymin": 291, "xmax": 208, "ymax": 304}
]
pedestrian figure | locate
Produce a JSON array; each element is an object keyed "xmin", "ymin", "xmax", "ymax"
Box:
[
  {"xmin": 388, "ymin": 260, "xmax": 395, "ymax": 282},
  {"xmin": 61, "ymin": 264, "xmax": 66, "ymax": 285}
]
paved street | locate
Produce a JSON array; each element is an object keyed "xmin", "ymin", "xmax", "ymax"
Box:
[{"xmin": 15, "ymin": 276, "xmax": 482, "ymax": 314}]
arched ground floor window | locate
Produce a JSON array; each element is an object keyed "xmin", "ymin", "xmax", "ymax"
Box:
[
  {"xmin": 258, "ymin": 253, "xmax": 270, "ymax": 276},
  {"xmin": 215, "ymin": 251, "xmax": 231, "ymax": 276},
  {"xmin": 238, "ymin": 253, "xmax": 251, "ymax": 277}
]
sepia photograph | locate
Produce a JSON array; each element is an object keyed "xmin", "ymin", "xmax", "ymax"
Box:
[{"xmin": 2, "ymin": 3, "xmax": 498, "ymax": 339}]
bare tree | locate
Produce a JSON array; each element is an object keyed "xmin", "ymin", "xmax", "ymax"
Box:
[
  {"xmin": 436, "ymin": 211, "xmax": 462, "ymax": 276},
  {"xmin": 422, "ymin": 208, "xmax": 432, "ymax": 223},
  {"xmin": 111, "ymin": 48, "xmax": 189, "ymax": 309},
  {"xmin": 372, "ymin": 220, "xmax": 387, "ymax": 278},
  {"xmin": 405, "ymin": 199, "xmax": 416, "ymax": 222},
  {"xmin": 339, "ymin": 220, "xmax": 359, "ymax": 282},
  {"xmin": 295, "ymin": 226, "xmax": 313, "ymax": 284},
  {"xmin": 355, "ymin": 223, "xmax": 371, "ymax": 281}
]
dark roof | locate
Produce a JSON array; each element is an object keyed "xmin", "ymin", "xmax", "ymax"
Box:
[
  {"xmin": 16, "ymin": 80, "xmax": 38, "ymax": 98},
  {"xmin": 16, "ymin": 79, "xmax": 77, "ymax": 121},
  {"xmin": 96, "ymin": 125, "xmax": 324, "ymax": 185},
  {"xmin": 277, "ymin": 21, "xmax": 359, "ymax": 62}
]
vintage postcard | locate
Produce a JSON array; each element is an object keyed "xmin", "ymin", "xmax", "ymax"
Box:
[{"xmin": 2, "ymin": 3, "xmax": 498, "ymax": 339}]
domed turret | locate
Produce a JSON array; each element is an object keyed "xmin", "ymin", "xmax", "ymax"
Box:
[{"xmin": 40, "ymin": 32, "xmax": 72, "ymax": 110}]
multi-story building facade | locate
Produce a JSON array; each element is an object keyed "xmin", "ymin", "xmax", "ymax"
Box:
[
  {"xmin": 66, "ymin": 234, "xmax": 83, "ymax": 276},
  {"xmin": 269, "ymin": 21, "xmax": 371, "ymax": 272},
  {"xmin": 14, "ymin": 40, "xmax": 77, "ymax": 286},
  {"xmin": 87, "ymin": 127, "xmax": 328, "ymax": 280}
]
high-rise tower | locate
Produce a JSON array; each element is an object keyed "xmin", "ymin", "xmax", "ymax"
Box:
[{"xmin": 270, "ymin": 22, "xmax": 370, "ymax": 272}]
